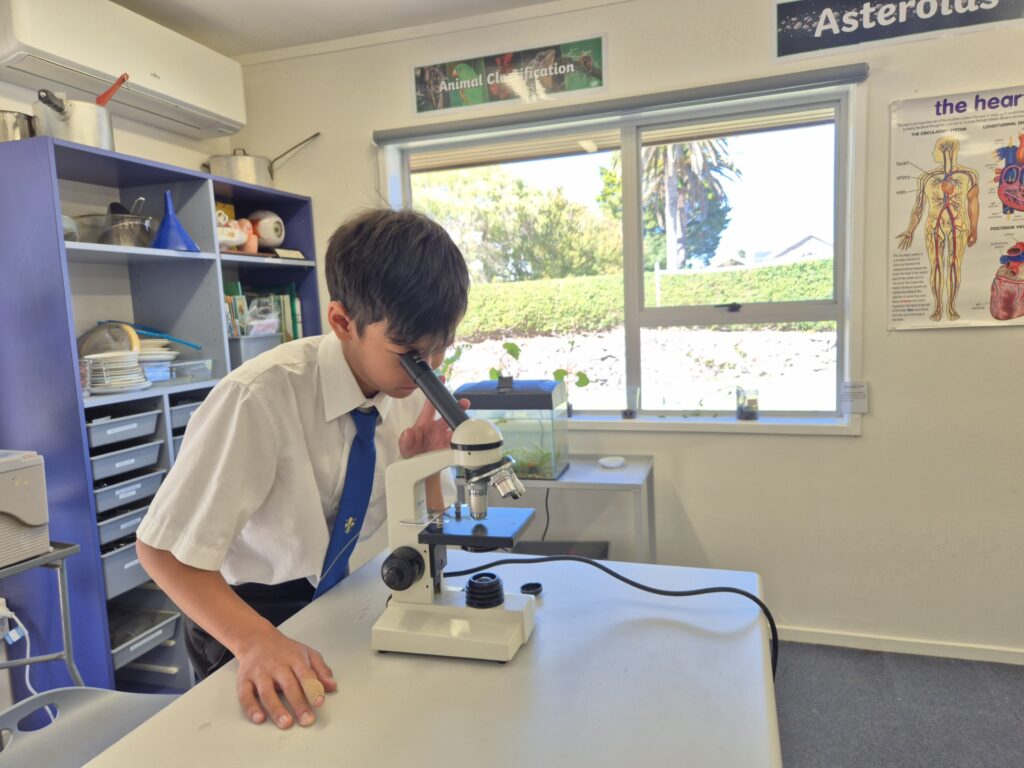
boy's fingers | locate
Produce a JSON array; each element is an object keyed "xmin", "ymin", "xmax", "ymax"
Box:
[
  {"xmin": 238, "ymin": 679, "xmax": 265, "ymax": 724},
  {"xmin": 277, "ymin": 671, "xmax": 316, "ymax": 727},
  {"xmin": 416, "ymin": 399, "xmax": 438, "ymax": 428},
  {"xmin": 299, "ymin": 676, "xmax": 326, "ymax": 708},
  {"xmin": 308, "ymin": 649, "xmax": 338, "ymax": 691},
  {"xmin": 256, "ymin": 678, "xmax": 293, "ymax": 729}
]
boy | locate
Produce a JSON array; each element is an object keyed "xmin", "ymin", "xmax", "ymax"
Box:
[{"xmin": 136, "ymin": 208, "xmax": 470, "ymax": 730}]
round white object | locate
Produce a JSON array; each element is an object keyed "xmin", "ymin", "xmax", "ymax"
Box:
[
  {"xmin": 598, "ymin": 455, "xmax": 626, "ymax": 469},
  {"xmin": 248, "ymin": 209, "xmax": 285, "ymax": 248}
]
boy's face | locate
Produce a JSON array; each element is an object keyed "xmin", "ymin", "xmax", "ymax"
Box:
[{"xmin": 328, "ymin": 301, "xmax": 446, "ymax": 398}]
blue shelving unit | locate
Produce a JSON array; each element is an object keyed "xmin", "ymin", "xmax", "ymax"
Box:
[{"xmin": 0, "ymin": 136, "xmax": 321, "ymax": 695}]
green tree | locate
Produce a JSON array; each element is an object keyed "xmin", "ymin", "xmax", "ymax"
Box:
[
  {"xmin": 599, "ymin": 142, "xmax": 737, "ymax": 271},
  {"xmin": 643, "ymin": 139, "xmax": 737, "ymax": 270},
  {"xmin": 412, "ymin": 167, "xmax": 619, "ymax": 282}
]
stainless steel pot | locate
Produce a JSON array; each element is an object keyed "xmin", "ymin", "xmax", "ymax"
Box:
[
  {"xmin": 0, "ymin": 110, "xmax": 36, "ymax": 142},
  {"xmin": 33, "ymin": 90, "xmax": 114, "ymax": 151},
  {"xmin": 204, "ymin": 132, "xmax": 320, "ymax": 187}
]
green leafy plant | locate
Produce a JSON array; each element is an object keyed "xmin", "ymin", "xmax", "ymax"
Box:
[
  {"xmin": 489, "ymin": 341, "xmax": 521, "ymax": 380},
  {"xmin": 552, "ymin": 339, "xmax": 590, "ymax": 389},
  {"xmin": 439, "ymin": 344, "xmax": 466, "ymax": 381}
]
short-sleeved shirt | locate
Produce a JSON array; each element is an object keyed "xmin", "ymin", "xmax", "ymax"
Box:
[{"xmin": 136, "ymin": 334, "xmax": 454, "ymax": 586}]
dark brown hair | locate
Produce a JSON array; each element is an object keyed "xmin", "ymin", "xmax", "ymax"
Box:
[{"xmin": 325, "ymin": 208, "xmax": 469, "ymax": 349}]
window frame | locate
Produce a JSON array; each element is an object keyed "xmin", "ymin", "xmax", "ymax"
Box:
[{"xmin": 379, "ymin": 82, "xmax": 859, "ymax": 432}]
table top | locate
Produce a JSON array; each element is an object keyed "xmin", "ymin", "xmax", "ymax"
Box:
[
  {"xmin": 90, "ymin": 551, "xmax": 781, "ymax": 768},
  {"xmin": 459, "ymin": 454, "xmax": 653, "ymax": 490}
]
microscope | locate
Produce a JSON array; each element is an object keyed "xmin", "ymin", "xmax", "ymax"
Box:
[{"xmin": 370, "ymin": 353, "xmax": 536, "ymax": 662}]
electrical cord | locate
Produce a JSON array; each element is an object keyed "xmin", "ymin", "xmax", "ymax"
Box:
[
  {"xmin": 444, "ymin": 554, "xmax": 779, "ymax": 678},
  {"xmin": 540, "ymin": 489, "xmax": 551, "ymax": 541},
  {"xmin": 9, "ymin": 613, "xmax": 56, "ymax": 722}
]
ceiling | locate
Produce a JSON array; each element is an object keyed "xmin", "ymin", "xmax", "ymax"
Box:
[{"xmin": 113, "ymin": 0, "xmax": 567, "ymax": 57}]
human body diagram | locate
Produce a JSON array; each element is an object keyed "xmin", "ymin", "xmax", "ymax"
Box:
[{"xmin": 896, "ymin": 137, "xmax": 980, "ymax": 321}]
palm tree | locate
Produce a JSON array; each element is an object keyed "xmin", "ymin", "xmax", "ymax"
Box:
[{"xmin": 642, "ymin": 139, "xmax": 737, "ymax": 271}]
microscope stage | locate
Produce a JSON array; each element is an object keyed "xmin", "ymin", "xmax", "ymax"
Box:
[{"xmin": 418, "ymin": 505, "xmax": 535, "ymax": 549}]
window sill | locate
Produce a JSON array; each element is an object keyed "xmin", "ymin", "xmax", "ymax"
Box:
[{"xmin": 567, "ymin": 413, "xmax": 861, "ymax": 436}]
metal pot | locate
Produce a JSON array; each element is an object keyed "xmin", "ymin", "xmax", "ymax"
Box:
[
  {"xmin": 204, "ymin": 132, "xmax": 320, "ymax": 187},
  {"xmin": 33, "ymin": 90, "xmax": 114, "ymax": 151},
  {"xmin": 0, "ymin": 110, "xmax": 36, "ymax": 142}
]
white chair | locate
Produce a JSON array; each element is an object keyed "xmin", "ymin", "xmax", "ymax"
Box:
[{"xmin": 0, "ymin": 686, "xmax": 176, "ymax": 766}]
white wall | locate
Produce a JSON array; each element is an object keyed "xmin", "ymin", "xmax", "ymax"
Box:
[{"xmin": 235, "ymin": 0, "xmax": 1024, "ymax": 662}]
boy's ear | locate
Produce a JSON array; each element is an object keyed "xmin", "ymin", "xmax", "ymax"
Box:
[{"xmin": 327, "ymin": 301, "xmax": 357, "ymax": 341}]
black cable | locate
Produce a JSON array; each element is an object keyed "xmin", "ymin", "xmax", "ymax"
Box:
[
  {"xmin": 540, "ymin": 488, "xmax": 551, "ymax": 541},
  {"xmin": 444, "ymin": 554, "xmax": 778, "ymax": 678}
]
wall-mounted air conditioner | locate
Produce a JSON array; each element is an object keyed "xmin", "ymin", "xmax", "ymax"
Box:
[{"xmin": 0, "ymin": 0, "xmax": 246, "ymax": 138}]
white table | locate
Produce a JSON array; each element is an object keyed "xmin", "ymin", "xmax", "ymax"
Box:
[
  {"xmin": 458, "ymin": 454, "xmax": 657, "ymax": 562},
  {"xmin": 89, "ymin": 551, "xmax": 781, "ymax": 768}
]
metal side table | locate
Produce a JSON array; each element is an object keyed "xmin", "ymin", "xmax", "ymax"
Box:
[{"xmin": 0, "ymin": 542, "xmax": 84, "ymax": 686}]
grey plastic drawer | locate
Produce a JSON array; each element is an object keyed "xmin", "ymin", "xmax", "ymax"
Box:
[
  {"xmin": 97, "ymin": 505, "xmax": 149, "ymax": 546},
  {"xmin": 169, "ymin": 401, "xmax": 201, "ymax": 430},
  {"xmin": 93, "ymin": 470, "xmax": 164, "ymax": 514},
  {"xmin": 109, "ymin": 610, "xmax": 179, "ymax": 669},
  {"xmin": 101, "ymin": 542, "xmax": 151, "ymax": 598},
  {"xmin": 90, "ymin": 440, "xmax": 162, "ymax": 482},
  {"xmin": 86, "ymin": 410, "xmax": 161, "ymax": 449},
  {"xmin": 171, "ymin": 435, "xmax": 183, "ymax": 458}
]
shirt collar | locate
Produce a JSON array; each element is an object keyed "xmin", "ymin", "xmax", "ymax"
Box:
[{"xmin": 318, "ymin": 334, "xmax": 394, "ymax": 424}]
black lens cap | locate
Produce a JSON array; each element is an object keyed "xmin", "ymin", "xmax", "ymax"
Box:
[{"xmin": 520, "ymin": 582, "xmax": 542, "ymax": 596}]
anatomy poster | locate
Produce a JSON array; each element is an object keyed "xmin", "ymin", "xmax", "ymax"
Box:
[{"xmin": 890, "ymin": 84, "xmax": 1024, "ymax": 329}]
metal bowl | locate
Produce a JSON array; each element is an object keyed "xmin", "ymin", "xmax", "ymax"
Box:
[{"xmin": 74, "ymin": 214, "xmax": 156, "ymax": 247}]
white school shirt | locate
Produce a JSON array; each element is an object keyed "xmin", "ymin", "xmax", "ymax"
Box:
[{"xmin": 136, "ymin": 334, "xmax": 454, "ymax": 586}]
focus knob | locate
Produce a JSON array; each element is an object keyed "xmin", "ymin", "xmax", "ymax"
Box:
[{"xmin": 381, "ymin": 547, "xmax": 425, "ymax": 591}]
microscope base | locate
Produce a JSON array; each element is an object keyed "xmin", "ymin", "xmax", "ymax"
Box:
[{"xmin": 371, "ymin": 588, "xmax": 535, "ymax": 662}]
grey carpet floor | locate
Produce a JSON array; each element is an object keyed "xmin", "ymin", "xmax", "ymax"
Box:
[{"xmin": 775, "ymin": 642, "xmax": 1024, "ymax": 768}]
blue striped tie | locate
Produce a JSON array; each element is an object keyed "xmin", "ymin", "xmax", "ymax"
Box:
[{"xmin": 313, "ymin": 407, "xmax": 378, "ymax": 598}]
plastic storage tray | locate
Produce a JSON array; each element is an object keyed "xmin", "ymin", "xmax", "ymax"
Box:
[
  {"xmin": 93, "ymin": 470, "xmax": 165, "ymax": 514},
  {"xmin": 169, "ymin": 401, "xmax": 202, "ymax": 430},
  {"xmin": 97, "ymin": 505, "xmax": 149, "ymax": 546},
  {"xmin": 90, "ymin": 440, "xmax": 162, "ymax": 482},
  {"xmin": 109, "ymin": 610, "xmax": 179, "ymax": 669},
  {"xmin": 171, "ymin": 435, "xmax": 183, "ymax": 457},
  {"xmin": 169, "ymin": 359, "xmax": 212, "ymax": 382},
  {"xmin": 86, "ymin": 410, "xmax": 161, "ymax": 449},
  {"xmin": 101, "ymin": 542, "xmax": 150, "ymax": 599},
  {"xmin": 228, "ymin": 334, "xmax": 282, "ymax": 368}
]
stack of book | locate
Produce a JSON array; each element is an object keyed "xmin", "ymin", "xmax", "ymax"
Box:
[{"xmin": 224, "ymin": 281, "xmax": 304, "ymax": 340}]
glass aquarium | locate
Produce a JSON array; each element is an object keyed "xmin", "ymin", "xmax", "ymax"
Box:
[{"xmin": 454, "ymin": 379, "xmax": 569, "ymax": 480}]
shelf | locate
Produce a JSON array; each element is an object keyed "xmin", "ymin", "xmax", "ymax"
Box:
[
  {"xmin": 65, "ymin": 242, "xmax": 218, "ymax": 266},
  {"xmin": 83, "ymin": 378, "xmax": 220, "ymax": 409},
  {"xmin": 219, "ymin": 252, "xmax": 315, "ymax": 269},
  {"xmin": 53, "ymin": 139, "xmax": 206, "ymax": 188}
]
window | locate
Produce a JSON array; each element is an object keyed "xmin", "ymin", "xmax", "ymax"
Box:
[{"xmin": 388, "ymin": 82, "xmax": 853, "ymax": 422}]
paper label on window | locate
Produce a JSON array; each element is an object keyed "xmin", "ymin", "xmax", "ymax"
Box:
[{"xmin": 840, "ymin": 381, "xmax": 869, "ymax": 414}]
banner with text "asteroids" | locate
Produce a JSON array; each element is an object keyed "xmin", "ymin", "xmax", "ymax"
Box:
[
  {"xmin": 413, "ymin": 38, "xmax": 603, "ymax": 114},
  {"xmin": 777, "ymin": 0, "xmax": 1023, "ymax": 57}
]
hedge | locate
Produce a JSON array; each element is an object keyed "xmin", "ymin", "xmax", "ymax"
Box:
[{"xmin": 458, "ymin": 259, "xmax": 833, "ymax": 341}]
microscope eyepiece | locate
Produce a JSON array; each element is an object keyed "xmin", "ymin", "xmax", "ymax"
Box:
[{"xmin": 399, "ymin": 352, "xmax": 468, "ymax": 429}]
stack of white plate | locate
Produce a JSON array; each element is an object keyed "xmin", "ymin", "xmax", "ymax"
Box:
[
  {"xmin": 84, "ymin": 351, "xmax": 152, "ymax": 394},
  {"xmin": 138, "ymin": 338, "xmax": 180, "ymax": 363}
]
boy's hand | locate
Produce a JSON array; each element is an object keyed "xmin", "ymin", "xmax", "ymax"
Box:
[
  {"xmin": 235, "ymin": 625, "xmax": 337, "ymax": 728},
  {"xmin": 399, "ymin": 396, "xmax": 471, "ymax": 458}
]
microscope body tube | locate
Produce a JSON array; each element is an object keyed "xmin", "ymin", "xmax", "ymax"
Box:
[{"xmin": 400, "ymin": 353, "xmax": 468, "ymax": 429}]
